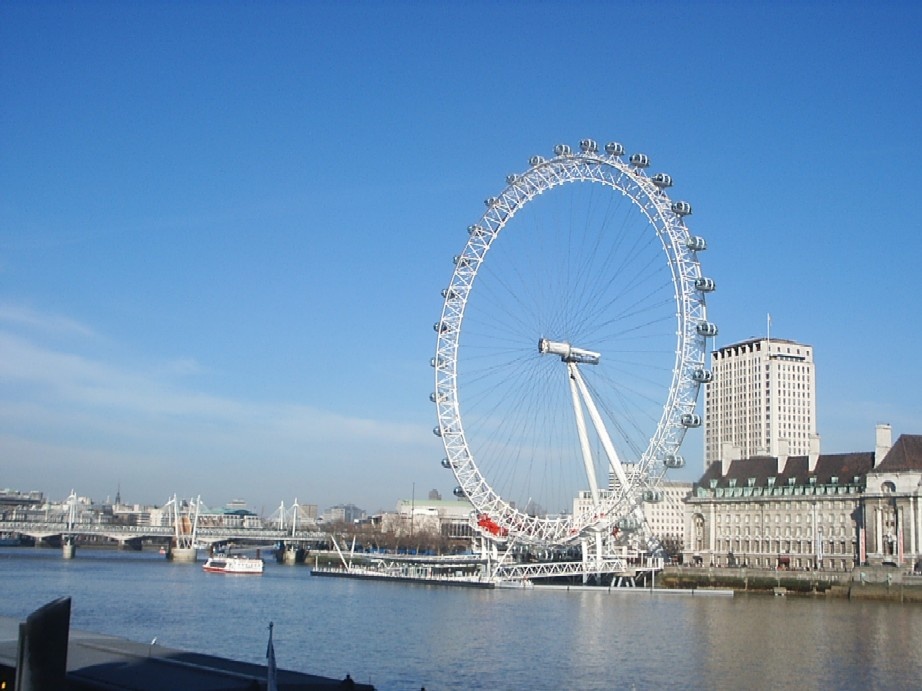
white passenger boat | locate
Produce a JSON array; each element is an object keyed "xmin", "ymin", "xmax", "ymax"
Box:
[{"xmin": 202, "ymin": 554, "xmax": 264, "ymax": 575}]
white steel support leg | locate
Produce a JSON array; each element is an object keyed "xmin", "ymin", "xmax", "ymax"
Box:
[
  {"xmin": 568, "ymin": 363, "xmax": 632, "ymax": 494},
  {"xmin": 568, "ymin": 363, "xmax": 601, "ymax": 505}
]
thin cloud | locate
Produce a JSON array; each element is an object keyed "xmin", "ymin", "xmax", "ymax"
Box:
[
  {"xmin": 0, "ymin": 303, "xmax": 97, "ymax": 338},
  {"xmin": 0, "ymin": 309, "xmax": 438, "ymax": 507}
]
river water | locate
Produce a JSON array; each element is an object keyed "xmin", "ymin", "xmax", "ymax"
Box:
[{"xmin": 2, "ymin": 547, "xmax": 920, "ymax": 690}]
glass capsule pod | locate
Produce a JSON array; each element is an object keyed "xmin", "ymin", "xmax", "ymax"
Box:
[
  {"xmin": 643, "ymin": 490, "xmax": 664, "ymax": 503},
  {"xmin": 692, "ymin": 368, "xmax": 714, "ymax": 383},
  {"xmin": 433, "ymin": 426, "xmax": 443, "ymax": 437},
  {"xmin": 605, "ymin": 142, "xmax": 625, "ymax": 156},
  {"xmin": 441, "ymin": 458, "xmax": 453, "ymax": 469},
  {"xmin": 629, "ymin": 153, "xmax": 650, "ymax": 168},
  {"xmin": 453, "ymin": 486, "xmax": 466, "ymax": 498},
  {"xmin": 664, "ymin": 454, "xmax": 686, "ymax": 469},
  {"xmin": 529, "ymin": 155, "xmax": 545, "ymax": 166},
  {"xmin": 671, "ymin": 200, "xmax": 693, "ymax": 216},
  {"xmin": 579, "ymin": 138, "xmax": 598, "ymax": 153},
  {"xmin": 681, "ymin": 413, "xmax": 701, "ymax": 428},
  {"xmin": 695, "ymin": 277, "xmax": 716, "ymax": 292},
  {"xmin": 617, "ymin": 517, "xmax": 640, "ymax": 531},
  {"xmin": 686, "ymin": 236, "xmax": 707, "ymax": 251},
  {"xmin": 652, "ymin": 173, "xmax": 673, "ymax": 188},
  {"xmin": 554, "ymin": 143, "xmax": 572, "ymax": 156},
  {"xmin": 696, "ymin": 321, "xmax": 718, "ymax": 337}
]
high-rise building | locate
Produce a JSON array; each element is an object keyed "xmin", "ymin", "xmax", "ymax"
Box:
[{"xmin": 704, "ymin": 337, "xmax": 818, "ymax": 468}]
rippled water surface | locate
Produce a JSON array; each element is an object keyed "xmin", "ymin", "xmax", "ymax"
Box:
[{"xmin": 3, "ymin": 548, "xmax": 921, "ymax": 690}]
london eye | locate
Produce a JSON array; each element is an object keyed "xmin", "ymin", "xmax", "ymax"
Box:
[{"xmin": 432, "ymin": 139, "xmax": 716, "ymax": 548}]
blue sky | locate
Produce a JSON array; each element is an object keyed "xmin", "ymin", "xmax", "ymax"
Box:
[{"xmin": 2, "ymin": 1, "xmax": 920, "ymax": 514}]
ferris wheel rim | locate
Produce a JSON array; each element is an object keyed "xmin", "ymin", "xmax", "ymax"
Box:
[{"xmin": 432, "ymin": 140, "xmax": 713, "ymax": 546}]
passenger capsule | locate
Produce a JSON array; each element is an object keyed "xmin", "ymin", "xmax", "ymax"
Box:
[
  {"xmin": 605, "ymin": 142, "xmax": 625, "ymax": 156},
  {"xmin": 692, "ymin": 368, "xmax": 714, "ymax": 383},
  {"xmin": 686, "ymin": 236, "xmax": 707, "ymax": 251},
  {"xmin": 696, "ymin": 321, "xmax": 718, "ymax": 337},
  {"xmin": 651, "ymin": 173, "xmax": 673, "ymax": 188},
  {"xmin": 643, "ymin": 490, "xmax": 664, "ymax": 503},
  {"xmin": 617, "ymin": 517, "xmax": 639, "ymax": 531},
  {"xmin": 529, "ymin": 155, "xmax": 545, "ymax": 166},
  {"xmin": 554, "ymin": 143, "xmax": 571, "ymax": 156},
  {"xmin": 453, "ymin": 486, "xmax": 466, "ymax": 498},
  {"xmin": 429, "ymin": 357, "xmax": 437, "ymax": 368},
  {"xmin": 664, "ymin": 454, "xmax": 686, "ymax": 469},
  {"xmin": 441, "ymin": 458, "xmax": 454, "ymax": 469},
  {"xmin": 468, "ymin": 224, "xmax": 484, "ymax": 236},
  {"xmin": 433, "ymin": 321, "xmax": 449, "ymax": 333},
  {"xmin": 694, "ymin": 277, "xmax": 716, "ymax": 292},
  {"xmin": 629, "ymin": 153, "xmax": 650, "ymax": 168},
  {"xmin": 681, "ymin": 413, "xmax": 702, "ymax": 428},
  {"xmin": 441, "ymin": 287, "xmax": 459, "ymax": 300},
  {"xmin": 453, "ymin": 255, "xmax": 470, "ymax": 267},
  {"xmin": 433, "ymin": 426, "xmax": 443, "ymax": 437},
  {"xmin": 671, "ymin": 200, "xmax": 692, "ymax": 216},
  {"xmin": 506, "ymin": 173, "xmax": 519, "ymax": 185},
  {"xmin": 485, "ymin": 196, "xmax": 499, "ymax": 208},
  {"xmin": 579, "ymin": 139, "xmax": 598, "ymax": 153}
]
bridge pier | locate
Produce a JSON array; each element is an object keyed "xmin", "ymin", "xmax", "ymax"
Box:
[
  {"xmin": 168, "ymin": 547, "xmax": 198, "ymax": 563},
  {"xmin": 62, "ymin": 535, "xmax": 76, "ymax": 560},
  {"xmin": 278, "ymin": 543, "xmax": 304, "ymax": 565},
  {"xmin": 118, "ymin": 537, "xmax": 144, "ymax": 551}
]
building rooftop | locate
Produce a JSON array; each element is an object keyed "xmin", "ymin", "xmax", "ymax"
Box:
[
  {"xmin": 714, "ymin": 336, "xmax": 808, "ymax": 351},
  {"xmin": 874, "ymin": 434, "xmax": 922, "ymax": 472},
  {"xmin": 695, "ymin": 451, "xmax": 875, "ymax": 490}
]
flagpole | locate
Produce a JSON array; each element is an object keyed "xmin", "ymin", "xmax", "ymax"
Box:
[{"xmin": 267, "ymin": 621, "xmax": 278, "ymax": 691}]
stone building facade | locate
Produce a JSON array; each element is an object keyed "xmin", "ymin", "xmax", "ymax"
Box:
[
  {"xmin": 861, "ymin": 432, "xmax": 922, "ymax": 570},
  {"xmin": 684, "ymin": 425, "xmax": 922, "ymax": 573}
]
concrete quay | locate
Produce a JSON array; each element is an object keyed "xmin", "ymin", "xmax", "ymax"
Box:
[
  {"xmin": 0, "ymin": 601, "xmax": 373, "ymax": 690},
  {"xmin": 659, "ymin": 565, "xmax": 922, "ymax": 602}
]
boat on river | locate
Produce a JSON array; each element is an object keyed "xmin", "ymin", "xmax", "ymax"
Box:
[{"xmin": 203, "ymin": 554, "xmax": 264, "ymax": 575}]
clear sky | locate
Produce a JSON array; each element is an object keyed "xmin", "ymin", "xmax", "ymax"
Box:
[{"xmin": 2, "ymin": 1, "xmax": 920, "ymax": 514}]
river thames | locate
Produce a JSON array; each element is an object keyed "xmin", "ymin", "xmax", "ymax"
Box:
[{"xmin": 2, "ymin": 547, "xmax": 920, "ymax": 690}]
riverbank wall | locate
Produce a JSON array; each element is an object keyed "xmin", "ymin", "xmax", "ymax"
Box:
[{"xmin": 660, "ymin": 565, "xmax": 922, "ymax": 603}]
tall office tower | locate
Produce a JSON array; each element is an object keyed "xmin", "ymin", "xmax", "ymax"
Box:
[{"xmin": 704, "ymin": 337, "xmax": 818, "ymax": 469}]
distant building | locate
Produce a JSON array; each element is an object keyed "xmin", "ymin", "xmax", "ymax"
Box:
[
  {"xmin": 322, "ymin": 503, "xmax": 366, "ymax": 524},
  {"xmin": 568, "ymin": 472, "xmax": 689, "ymax": 554},
  {"xmin": 644, "ymin": 481, "xmax": 691, "ymax": 557},
  {"xmin": 704, "ymin": 337, "xmax": 818, "ymax": 470},
  {"xmin": 0, "ymin": 490, "xmax": 44, "ymax": 514},
  {"xmin": 382, "ymin": 498, "xmax": 475, "ymax": 539}
]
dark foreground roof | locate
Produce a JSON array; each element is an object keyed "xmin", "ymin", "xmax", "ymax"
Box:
[{"xmin": 0, "ymin": 614, "xmax": 373, "ymax": 691}]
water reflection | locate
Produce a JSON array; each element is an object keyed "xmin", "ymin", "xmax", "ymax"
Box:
[{"xmin": 1, "ymin": 550, "xmax": 920, "ymax": 690}]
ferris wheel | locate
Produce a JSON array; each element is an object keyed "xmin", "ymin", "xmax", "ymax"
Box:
[{"xmin": 432, "ymin": 139, "xmax": 716, "ymax": 547}]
